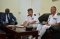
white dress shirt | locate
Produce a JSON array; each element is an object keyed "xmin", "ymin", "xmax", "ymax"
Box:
[{"xmin": 6, "ymin": 14, "xmax": 10, "ymax": 23}]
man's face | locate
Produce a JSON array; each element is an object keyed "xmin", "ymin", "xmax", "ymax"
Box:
[
  {"xmin": 50, "ymin": 7, "xmax": 56, "ymax": 14},
  {"xmin": 5, "ymin": 9, "xmax": 10, "ymax": 13},
  {"xmin": 28, "ymin": 10, "xmax": 33, "ymax": 16}
]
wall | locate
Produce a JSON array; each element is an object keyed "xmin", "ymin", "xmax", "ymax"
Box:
[
  {"xmin": 0, "ymin": 0, "xmax": 20, "ymax": 24},
  {"xmin": 0, "ymin": 0, "xmax": 60, "ymax": 24},
  {"xmin": 40, "ymin": 0, "xmax": 60, "ymax": 15},
  {"xmin": 19, "ymin": 0, "xmax": 41, "ymax": 24}
]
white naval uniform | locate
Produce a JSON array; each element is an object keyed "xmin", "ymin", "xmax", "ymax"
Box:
[
  {"xmin": 37, "ymin": 13, "xmax": 60, "ymax": 38},
  {"xmin": 24, "ymin": 15, "xmax": 39, "ymax": 28}
]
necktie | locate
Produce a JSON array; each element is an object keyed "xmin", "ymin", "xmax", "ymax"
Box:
[{"xmin": 6, "ymin": 14, "xmax": 9, "ymax": 23}]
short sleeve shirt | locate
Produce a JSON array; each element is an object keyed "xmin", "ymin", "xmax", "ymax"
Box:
[{"xmin": 48, "ymin": 13, "xmax": 60, "ymax": 25}]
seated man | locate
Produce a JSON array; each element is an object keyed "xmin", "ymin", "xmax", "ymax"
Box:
[
  {"xmin": 0, "ymin": 8, "xmax": 17, "ymax": 39},
  {"xmin": 1, "ymin": 8, "xmax": 17, "ymax": 25},
  {"xmin": 21, "ymin": 8, "xmax": 39, "ymax": 39},
  {"xmin": 37, "ymin": 6, "xmax": 60, "ymax": 39},
  {"xmin": 21, "ymin": 8, "xmax": 39, "ymax": 28}
]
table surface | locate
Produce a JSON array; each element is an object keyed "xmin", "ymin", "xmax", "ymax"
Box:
[
  {"xmin": 6, "ymin": 25, "xmax": 37, "ymax": 32},
  {"xmin": 5, "ymin": 25, "xmax": 38, "ymax": 39},
  {"xmin": 6, "ymin": 26, "xmax": 38, "ymax": 34}
]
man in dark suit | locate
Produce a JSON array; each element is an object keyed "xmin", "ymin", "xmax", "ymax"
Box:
[
  {"xmin": 0, "ymin": 8, "xmax": 17, "ymax": 39},
  {"xmin": 1, "ymin": 8, "xmax": 17, "ymax": 25}
]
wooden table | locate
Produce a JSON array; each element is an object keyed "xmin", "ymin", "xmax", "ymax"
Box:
[
  {"xmin": 15, "ymin": 30, "xmax": 38, "ymax": 39},
  {"xmin": 0, "ymin": 31, "xmax": 6, "ymax": 39},
  {"xmin": 4, "ymin": 25, "xmax": 38, "ymax": 39}
]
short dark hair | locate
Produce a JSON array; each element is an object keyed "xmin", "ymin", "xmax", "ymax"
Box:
[
  {"xmin": 27, "ymin": 8, "xmax": 33, "ymax": 12},
  {"xmin": 5, "ymin": 8, "xmax": 10, "ymax": 13}
]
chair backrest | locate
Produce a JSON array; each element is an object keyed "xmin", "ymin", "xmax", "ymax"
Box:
[{"xmin": 38, "ymin": 13, "xmax": 50, "ymax": 23}]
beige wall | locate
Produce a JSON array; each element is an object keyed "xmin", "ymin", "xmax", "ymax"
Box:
[
  {"xmin": 0, "ymin": 0, "xmax": 60, "ymax": 24},
  {"xmin": 40, "ymin": 0, "xmax": 60, "ymax": 15},
  {"xmin": 0, "ymin": 0, "xmax": 20, "ymax": 24}
]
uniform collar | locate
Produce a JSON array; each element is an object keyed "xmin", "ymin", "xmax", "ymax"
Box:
[{"xmin": 51, "ymin": 13, "xmax": 57, "ymax": 17}]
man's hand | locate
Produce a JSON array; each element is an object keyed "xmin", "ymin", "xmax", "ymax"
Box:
[
  {"xmin": 51, "ymin": 23, "xmax": 60, "ymax": 26},
  {"xmin": 21, "ymin": 21, "xmax": 29, "ymax": 27}
]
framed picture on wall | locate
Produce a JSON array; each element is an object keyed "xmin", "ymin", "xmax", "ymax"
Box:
[{"xmin": 52, "ymin": 0, "xmax": 58, "ymax": 2}]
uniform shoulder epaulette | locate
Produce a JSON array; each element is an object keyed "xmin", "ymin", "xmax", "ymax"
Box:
[{"xmin": 57, "ymin": 13, "xmax": 60, "ymax": 15}]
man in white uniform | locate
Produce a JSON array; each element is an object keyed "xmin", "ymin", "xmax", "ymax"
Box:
[
  {"xmin": 37, "ymin": 6, "xmax": 60, "ymax": 39},
  {"xmin": 21, "ymin": 8, "xmax": 39, "ymax": 28},
  {"xmin": 21, "ymin": 8, "xmax": 39, "ymax": 39}
]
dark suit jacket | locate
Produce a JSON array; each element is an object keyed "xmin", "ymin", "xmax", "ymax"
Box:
[
  {"xmin": 0, "ymin": 12, "xmax": 4, "ymax": 25},
  {"xmin": 0, "ymin": 12, "xmax": 18, "ymax": 33},
  {"xmin": 1, "ymin": 13, "xmax": 17, "ymax": 25}
]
